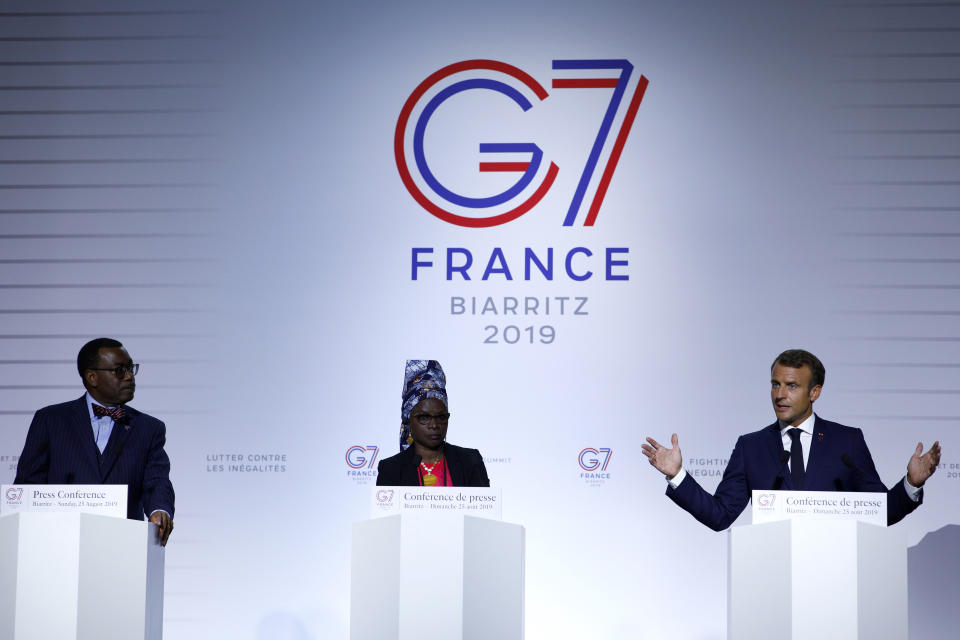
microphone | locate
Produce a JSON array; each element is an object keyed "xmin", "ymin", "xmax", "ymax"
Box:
[
  {"xmin": 841, "ymin": 453, "xmax": 866, "ymax": 490},
  {"xmin": 66, "ymin": 472, "xmax": 75, "ymax": 484},
  {"xmin": 771, "ymin": 450, "xmax": 790, "ymax": 490}
]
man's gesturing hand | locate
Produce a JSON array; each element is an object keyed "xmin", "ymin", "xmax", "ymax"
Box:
[
  {"xmin": 641, "ymin": 433, "xmax": 682, "ymax": 479},
  {"xmin": 907, "ymin": 440, "xmax": 941, "ymax": 488}
]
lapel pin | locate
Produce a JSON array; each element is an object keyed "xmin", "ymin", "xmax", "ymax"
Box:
[{"xmin": 817, "ymin": 432, "xmax": 824, "ymax": 441}]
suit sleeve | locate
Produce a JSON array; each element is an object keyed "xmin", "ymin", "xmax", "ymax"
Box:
[
  {"xmin": 665, "ymin": 437, "xmax": 750, "ymax": 532},
  {"xmin": 14, "ymin": 410, "xmax": 51, "ymax": 483},
  {"xmin": 140, "ymin": 421, "xmax": 175, "ymax": 518},
  {"xmin": 849, "ymin": 428, "xmax": 921, "ymax": 526}
]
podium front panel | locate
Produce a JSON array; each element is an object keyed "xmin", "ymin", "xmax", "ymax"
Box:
[
  {"xmin": 0, "ymin": 512, "xmax": 164, "ymax": 640},
  {"xmin": 729, "ymin": 519, "xmax": 906, "ymax": 640},
  {"xmin": 10, "ymin": 513, "xmax": 83, "ymax": 640},
  {"xmin": 791, "ymin": 520, "xmax": 858, "ymax": 639},
  {"xmin": 351, "ymin": 515, "xmax": 402, "ymax": 640},
  {"xmin": 857, "ymin": 522, "xmax": 907, "ymax": 640},
  {"xmin": 351, "ymin": 513, "xmax": 524, "ymax": 640},
  {"xmin": 728, "ymin": 520, "xmax": 792, "ymax": 640},
  {"xmin": 77, "ymin": 515, "xmax": 164, "ymax": 640},
  {"xmin": 462, "ymin": 516, "xmax": 524, "ymax": 640},
  {"xmin": 0, "ymin": 513, "xmax": 20, "ymax": 640}
]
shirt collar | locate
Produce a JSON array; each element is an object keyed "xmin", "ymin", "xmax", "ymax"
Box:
[
  {"xmin": 779, "ymin": 412, "xmax": 816, "ymax": 436},
  {"xmin": 86, "ymin": 390, "xmax": 117, "ymax": 421}
]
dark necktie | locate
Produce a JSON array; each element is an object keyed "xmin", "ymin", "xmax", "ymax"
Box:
[
  {"xmin": 92, "ymin": 404, "xmax": 126, "ymax": 422},
  {"xmin": 788, "ymin": 428, "xmax": 805, "ymax": 489}
]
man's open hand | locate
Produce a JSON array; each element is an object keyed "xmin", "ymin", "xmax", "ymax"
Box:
[
  {"xmin": 907, "ymin": 441, "xmax": 941, "ymax": 488},
  {"xmin": 641, "ymin": 433, "xmax": 683, "ymax": 479}
]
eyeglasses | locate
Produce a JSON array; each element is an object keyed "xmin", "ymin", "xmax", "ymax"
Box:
[
  {"xmin": 89, "ymin": 363, "xmax": 139, "ymax": 378},
  {"xmin": 412, "ymin": 412, "xmax": 450, "ymax": 426}
]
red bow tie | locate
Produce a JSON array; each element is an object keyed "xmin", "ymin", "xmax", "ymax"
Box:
[{"xmin": 92, "ymin": 404, "xmax": 126, "ymax": 422}]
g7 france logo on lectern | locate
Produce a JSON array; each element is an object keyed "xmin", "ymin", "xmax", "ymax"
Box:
[{"xmin": 395, "ymin": 59, "xmax": 649, "ymax": 228}]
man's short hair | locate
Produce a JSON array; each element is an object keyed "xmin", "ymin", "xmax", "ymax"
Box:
[
  {"xmin": 771, "ymin": 349, "xmax": 825, "ymax": 388},
  {"xmin": 77, "ymin": 337, "xmax": 123, "ymax": 377}
]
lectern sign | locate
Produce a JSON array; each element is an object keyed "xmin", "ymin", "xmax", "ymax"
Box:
[
  {"xmin": 372, "ymin": 486, "xmax": 502, "ymax": 520},
  {"xmin": 751, "ymin": 490, "xmax": 886, "ymax": 527},
  {"xmin": 1, "ymin": 484, "xmax": 127, "ymax": 519}
]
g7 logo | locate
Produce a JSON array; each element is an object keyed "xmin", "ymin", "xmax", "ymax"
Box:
[
  {"xmin": 579, "ymin": 448, "xmax": 613, "ymax": 471},
  {"xmin": 345, "ymin": 446, "xmax": 380, "ymax": 470},
  {"xmin": 395, "ymin": 59, "xmax": 649, "ymax": 228}
]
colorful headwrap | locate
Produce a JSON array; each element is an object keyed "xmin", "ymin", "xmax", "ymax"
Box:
[{"xmin": 399, "ymin": 359, "xmax": 448, "ymax": 451}]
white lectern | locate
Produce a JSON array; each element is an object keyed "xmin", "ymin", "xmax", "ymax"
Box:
[
  {"xmin": 0, "ymin": 512, "xmax": 164, "ymax": 640},
  {"xmin": 729, "ymin": 519, "xmax": 906, "ymax": 640},
  {"xmin": 351, "ymin": 513, "xmax": 524, "ymax": 640}
]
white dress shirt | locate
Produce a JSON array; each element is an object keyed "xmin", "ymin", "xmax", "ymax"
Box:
[{"xmin": 86, "ymin": 391, "xmax": 116, "ymax": 454}]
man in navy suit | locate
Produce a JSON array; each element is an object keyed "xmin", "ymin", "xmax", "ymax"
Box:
[
  {"xmin": 642, "ymin": 349, "xmax": 941, "ymax": 530},
  {"xmin": 15, "ymin": 338, "xmax": 175, "ymax": 545}
]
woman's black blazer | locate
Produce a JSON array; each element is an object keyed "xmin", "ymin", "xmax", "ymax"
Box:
[{"xmin": 375, "ymin": 443, "xmax": 490, "ymax": 487}]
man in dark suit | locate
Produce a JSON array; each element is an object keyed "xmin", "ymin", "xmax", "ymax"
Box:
[
  {"xmin": 642, "ymin": 349, "xmax": 941, "ymax": 530},
  {"xmin": 15, "ymin": 338, "xmax": 175, "ymax": 545}
]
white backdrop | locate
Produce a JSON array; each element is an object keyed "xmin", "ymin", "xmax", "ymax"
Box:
[{"xmin": 0, "ymin": 2, "xmax": 958, "ymax": 638}]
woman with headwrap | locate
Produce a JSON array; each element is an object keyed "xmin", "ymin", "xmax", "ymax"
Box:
[{"xmin": 375, "ymin": 360, "xmax": 490, "ymax": 487}]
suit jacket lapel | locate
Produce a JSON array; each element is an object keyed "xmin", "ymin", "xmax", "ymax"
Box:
[
  {"xmin": 98, "ymin": 410, "xmax": 134, "ymax": 481},
  {"xmin": 804, "ymin": 415, "xmax": 829, "ymax": 489},
  {"xmin": 398, "ymin": 447, "xmax": 421, "ymax": 486},
  {"xmin": 70, "ymin": 396, "xmax": 102, "ymax": 475},
  {"xmin": 444, "ymin": 444, "xmax": 464, "ymax": 486},
  {"xmin": 764, "ymin": 423, "xmax": 791, "ymax": 489}
]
